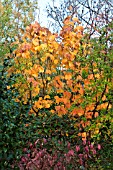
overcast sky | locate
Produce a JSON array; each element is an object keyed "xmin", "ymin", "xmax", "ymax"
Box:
[{"xmin": 37, "ymin": 0, "xmax": 60, "ymax": 29}]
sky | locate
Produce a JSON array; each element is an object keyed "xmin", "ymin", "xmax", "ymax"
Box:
[{"xmin": 37, "ymin": 0, "xmax": 60, "ymax": 29}]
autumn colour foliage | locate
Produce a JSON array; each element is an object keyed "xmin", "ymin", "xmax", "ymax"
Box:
[
  {"xmin": 7, "ymin": 15, "xmax": 113, "ymax": 142},
  {"xmin": 1, "ymin": 0, "xmax": 113, "ymax": 169},
  {"xmin": 1, "ymin": 11, "xmax": 113, "ymax": 169}
]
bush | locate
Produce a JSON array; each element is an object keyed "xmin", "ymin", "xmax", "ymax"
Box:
[{"xmin": 18, "ymin": 138, "xmax": 102, "ymax": 170}]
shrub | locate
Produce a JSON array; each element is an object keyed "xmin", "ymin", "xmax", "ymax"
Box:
[{"xmin": 18, "ymin": 138, "xmax": 102, "ymax": 170}]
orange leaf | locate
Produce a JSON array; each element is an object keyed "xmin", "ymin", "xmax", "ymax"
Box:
[
  {"xmin": 54, "ymin": 96, "xmax": 61, "ymax": 104},
  {"xmin": 72, "ymin": 107, "xmax": 84, "ymax": 116},
  {"xmin": 81, "ymin": 132, "xmax": 87, "ymax": 140},
  {"xmin": 65, "ymin": 73, "xmax": 72, "ymax": 80}
]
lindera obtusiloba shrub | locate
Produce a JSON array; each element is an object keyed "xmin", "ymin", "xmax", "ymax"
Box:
[{"xmin": 8, "ymin": 16, "xmax": 113, "ymax": 139}]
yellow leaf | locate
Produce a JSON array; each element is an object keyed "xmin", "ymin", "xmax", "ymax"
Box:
[
  {"xmin": 65, "ymin": 73, "xmax": 72, "ymax": 80},
  {"xmin": 38, "ymin": 104, "xmax": 43, "ymax": 109},
  {"xmin": 41, "ymin": 57, "xmax": 46, "ymax": 62},
  {"xmin": 69, "ymin": 61, "xmax": 74, "ymax": 67},
  {"xmin": 35, "ymin": 46, "xmax": 42, "ymax": 51},
  {"xmin": 102, "ymin": 95, "xmax": 106, "ymax": 101},
  {"xmin": 46, "ymin": 70, "xmax": 51, "ymax": 74},
  {"xmin": 39, "ymin": 67, "xmax": 44, "ymax": 73},
  {"xmin": 41, "ymin": 44, "xmax": 47, "ymax": 49},
  {"xmin": 94, "ymin": 128, "xmax": 99, "ymax": 134},
  {"xmin": 47, "ymin": 77, "xmax": 51, "ymax": 81},
  {"xmin": 81, "ymin": 132, "xmax": 86, "ymax": 140},
  {"xmin": 45, "ymin": 103, "xmax": 50, "ymax": 108},
  {"xmin": 49, "ymin": 35, "xmax": 56, "ymax": 41},
  {"xmin": 49, "ymin": 49, "xmax": 53, "ymax": 53},
  {"xmin": 66, "ymin": 133, "xmax": 68, "ymax": 137},
  {"xmin": 62, "ymin": 58, "xmax": 67, "ymax": 64},
  {"xmin": 32, "ymin": 73, "xmax": 38, "ymax": 77},
  {"xmin": 50, "ymin": 109, "xmax": 55, "ymax": 114},
  {"xmin": 35, "ymin": 87, "xmax": 40, "ymax": 93},
  {"xmin": 32, "ymin": 39, "xmax": 39, "ymax": 46},
  {"xmin": 95, "ymin": 74, "xmax": 100, "ymax": 78},
  {"xmin": 72, "ymin": 17, "xmax": 79, "ymax": 22},
  {"xmin": 54, "ymin": 59, "xmax": 58, "ymax": 64},
  {"xmin": 54, "ymin": 96, "xmax": 61, "ymax": 104},
  {"xmin": 44, "ymin": 95, "xmax": 50, "ymax": 99},
  {"xmin": 75, "ymin": 26, "xmax": 84, "ymax": 32},
  {"xmin": 57, "ymin": 89, "xmax": 64, "ymax": 93},
  {"xmin": 7, "ymin": 86, "xmax": 10, "ymax": 90}
]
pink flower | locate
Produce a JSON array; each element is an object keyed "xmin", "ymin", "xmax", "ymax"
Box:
[
  {"xmin": 78, "ymin": 154, "xmax": 83, "ymax": 158},
  {"xmin": 84, "ymin": 154, "xmax": 88, "ymax": 159},
  {"xmin": 83, "ymin": 140, "xmax": 86, "ymax": 145},
  {"xmin": 76, "ymin": 145, "xmax": 80, "ymax": 152},
  {"xmin": 97, "ymin": 144, "xmax": 101, "ymax": 150},
  {"xmin": 88, "ymin": 141, "xmax": 90, "ymax": 145},
  {"xmin": 43, "ymin": 138, "xmax": 47, "ymax": 144},
  {"xmin": 79, "ymin": 158, "xmax": 83, "ymax": 165},
  {"xmin": 85, "ymin": 146, "xmax": 89, "ymax": 153},
  {"xmin": 49, "ymin": 160, "xmax": 54, "ymax": 167},
  {"xmin": 29, "ymin": 143, "xmax": 33, "ymax": 149},
  {"xmin": 23, "ymin": 148, "xmax": 27, "ymax": 152},
  {"xmin": 57, "ymin": 161, "xmax": 62, "ymax": 167},
  {"xmin": 92, "ymin": 149, "xmax": 96, "ymax": 155},
  {"xmin": 21, "ymin": 157, "xmax": 27, "ymax": 163},
  {"xmin": 27, "ymin": 154, "xmax": 30, "ymax": 157},
  {"xmin": 67, "ymin": 150, "xmax": 74, "ymax": 156},
  {"xmin": 90, "ymin": 144, "xmax": 94, "ymax": 149}
]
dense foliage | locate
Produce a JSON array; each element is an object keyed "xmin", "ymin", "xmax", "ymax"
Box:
[{"xmin": 1, "ymin": 2, "xmax": 113, "ymax": 169}]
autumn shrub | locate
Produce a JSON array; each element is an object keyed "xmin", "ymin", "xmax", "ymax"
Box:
[
  {"xmin": 1, "ymin": 16, "xmax": 113, "ymax": 169},
  {"xmin": 17, "ymin": 138, "xmax": 102, "ymax": 170},
  {"xmin": 7, "ymin": 16, "xmax": 113, "ymax": 139}
]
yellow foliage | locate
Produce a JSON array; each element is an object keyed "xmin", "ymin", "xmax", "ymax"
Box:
[{"xmin": 8, "ymin": 15, "xmax": 112, "ymax": 141}]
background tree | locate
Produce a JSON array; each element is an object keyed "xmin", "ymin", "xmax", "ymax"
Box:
[
  {"xmin": 0, "ymin": 0, "xmax": 38, "ymax": 64},
  {"xmin": 46, "ymin": 0, "xmax": 113, "ymax": 36}
]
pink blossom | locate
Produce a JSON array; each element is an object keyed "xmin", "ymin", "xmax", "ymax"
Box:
[
  {"xmin": 97, "ymin": 144, "xmax": 101, "ymax": 150},
  {"xmin": 90, "ymin": 144, "xmax": 94, "ymax": 149},
  {"xmin": 88, "ymin": 141, "xmax": 90, "ymax": 145},
  {"xmin": 43, "ymin": 138, "xmax": 47, "ymax": 144},
  {"xmin": 67, "ymin": 150, "xmax": 74, "ymax": 156},
  {"xmin": 78, "ymin": 154, "xmax": 83, "ymax": 158},
  {"xmin": 76, "ymin": 145, "xmax": 80, "ymax": 152},
  {"xmin": 79, "ymin": 158, "xmax": 83, "ymax": 165},
  {"xmin": 23, "ymin": 148, "xmax": 27, "ymax": 152},
  {"xmin": 29, "ymin": 143, "xmax": 33, "ymax": 149},
  {"xmin": 83, "ymin": 140, "xmax": 86, "ymax": 145},
  {"xmin": 85, "ymin": 146, "xmax": 89, "ymax": 153},
  {"xmin": 57, "ymin": 161, "xmax": 62, "ymax": 167},
  {"xmin": 84, "ymin": 154, "xmax": 88, "ymax": 159},
  {"xmin": 27, "ymin": 154, "xmax": 30, "ymax": 157},
  {"xmin": 21, "ymin": 157, "xmax": 27, "ymax": 163},
  {"xmin": 92, "ymin": 149, "xmax": 96, "ymax": 155}
]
